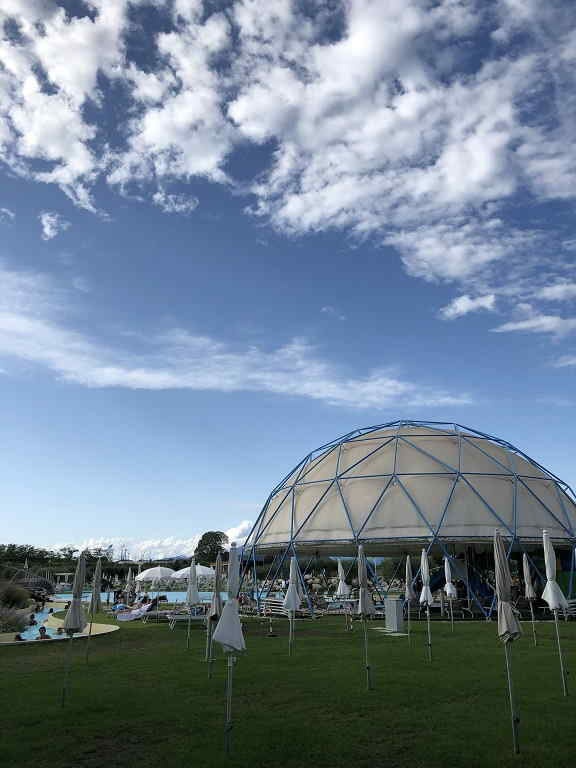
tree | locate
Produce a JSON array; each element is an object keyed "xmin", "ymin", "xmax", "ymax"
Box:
[{"xmin": 194, "ymin": 531, "xmax": 228, "ymax": 566}]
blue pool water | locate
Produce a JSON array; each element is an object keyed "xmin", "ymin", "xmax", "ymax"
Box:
[
  {"xmin": 55, "ymin": 590, "xmax": 226, "ymax": 604},
  {"xmin": 20, "ymin": 605, "xmax": 67, "ymax": 641}
]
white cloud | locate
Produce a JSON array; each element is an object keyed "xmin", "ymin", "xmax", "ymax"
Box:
[
  {"xmin": 554, "ymin": 355, "xmax": 576, "ymax": 368},
  {"xmin": 0, "ymin": 0, "xmax": 575, "ymax": 340},
  {"xmin": 536, "ymin": 282, "xmax": 576, "ymax": 301},
  {"xmin": 440, "ymin": 294, "xmax": 496, "ymax": 320},
  {"xmin": 493, "ymin": 311, "xmax": 576, "ymax": 337},
  {"xmin": 152, "ymin": 189, "xmax": 199, "ymax": 215},
  {"xmin": 51, "ymin": 519, "xmax": 255, "ymax": 560},
  {"xmin": 0, "ymin": 262, "xmax": 471, "ymax": 409},
  {"xmin": 0, "ymin": 207, "xmax": 15, "ymax": 221},
  {"xmin": 39, "ymin": 211, "xmax": 70, "ymax": 240},
  {"xmin": 321, "ymin": 305, "xmax": 346, "ymax": 321}
]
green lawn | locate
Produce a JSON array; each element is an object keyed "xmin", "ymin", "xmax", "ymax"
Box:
[{"xmin": 1, "ymin": 614, "xmax": 574, "ymax": 768}]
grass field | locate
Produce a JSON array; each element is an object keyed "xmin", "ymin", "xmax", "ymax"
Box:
[{"xmin": 1, "ymin": 614, "xmax": 574, "ymax": 768}]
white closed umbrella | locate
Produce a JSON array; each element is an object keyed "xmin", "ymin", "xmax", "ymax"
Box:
[
  {"xmin": 283, "ymin": 556, "xmax": 301, "ymax": 656},
  {"xmin": 444, "ymin": 556, "xmax": 457, "ymax": 633},
  {"xmin": 125, "ymin": 567, "xmax": 134, "ymax": 604},
  {"xmin": 213, "ymin": 543, "xmax": 246, "ymax": 754},
  {"xmin": 335, "ymin": 559, "xmax": 351, "ymax": 597},
  {"xmin": 522, "ymin": 553, "xmax": 537, "ymax": 647},
  {"xmin": 419, "ymin": 549, "xmax": 433, "ymax": 662},
  {"xmin": 61, "ymin": 552, "xmax": 87, "ymax": 707},
  {"xmin": 357, "ymin": 545, "xmax": 375, "ymax": 690},
  {"xmin": 494, "ymin": 529, "xmax": 522, "ymax": 754},
  {"xmin": 206, "ymin": 553, "xmax": 223, "ymax": 678},
  {"xmin": 185, "ymin": 558, "xmax": 201, "ymax": 650},
  {"xmin": 86, "ymin": 558, "xmax": 102, "ymax": 663},
  {"xmin": 542, "ymin": 530, "xmax": 569, "ymax": 696},
  {"xmin": 405, "ymin": 555, "xmax": 416, "ymax": 646}
]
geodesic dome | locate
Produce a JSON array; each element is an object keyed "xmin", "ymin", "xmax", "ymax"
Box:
[{"xmin": 244, "ymin": 421, "xmax": 576, "ymax": 556}]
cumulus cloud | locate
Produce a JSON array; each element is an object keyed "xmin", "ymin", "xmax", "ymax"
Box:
[
  {"xmin": 440, "ymin": 294, "xmax": 496, "ymax": 320},
  {"xmin": 53, "ymin": 520, "xmax": 255, "ymax": 560},
  {"xmin": 0, "ymin": 263, "xmax": 471, "ymax": 408},
  {"xmin": 152, "ymin": 189, "xmax": 199, "ymax": 215},
  {"xmin": 0, "ymin": 0, "xmax": 575, "ymax": 339},
  {"xmin": 39, "ymin": 211, "xmax": 70, "ymax": 240},
  {"xmin": 536, "ymin": 282, "xmax": 576, "ymax": 301},
  {"xmin": 0, "ymin": 207, "xmax": 15, "ymax": 222}
]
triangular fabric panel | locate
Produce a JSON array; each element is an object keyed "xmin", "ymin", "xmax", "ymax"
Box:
[
  {"xmin": 460, "ymin": 437, "xmax": 514, "ymax": 475},
  {"xmin": 339, "ymin": 477, "xmax": 390, "ymax": 533},
  {"xmin": 440, "ymin": 478, "xmax": 509, "ymax": 539},
  {"xmin": 299, "ymin": 446, "xmax": 339, "ymax": 484},
  {"xmin": 363, "ymin": 479, "xmax": 430, "ymax": 539},
  {"xmin": 519, "ymin": 478, "xmax": 574, "ymax": 538},
  {"xmin": 401, "ymin": 475, "xmax": 457, "ymax": 532},
  {"xmin": 295, "ymin": 482, "xmax": 353, "ymax": 542},
  {"xmin": 465, "ymin": 476, "xmax": 515, "ymax": 532},
  {"xmin": 509, "ymin": 452, "xmax": 551, "ymax": 480},
  {"xmin": 256, "ymin": 490, "xmax": 293, "ymax": 546},
  {"xmin": 339, "ymin": 438, "xmax": 395, "ymax": 478},
  {"xmin": 292, "ymin": 481, "xmax": 334, "ymax": 537},
  {"xmin": 396, "ymin": 437, "xmax": 458, "ymax": 474},
  {"xmin": 396, "ymin": 425, "xmax": 456, "ymax": 437}
]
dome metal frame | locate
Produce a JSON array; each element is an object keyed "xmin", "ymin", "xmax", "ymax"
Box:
[{"xmin": 240, "ymin": 421, "xmax": 576, "ymax": 616}]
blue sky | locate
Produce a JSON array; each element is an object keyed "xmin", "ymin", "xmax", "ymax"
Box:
[{"xmin": 1, "ymin": 0, "xmax": 575, "ymax": 558}]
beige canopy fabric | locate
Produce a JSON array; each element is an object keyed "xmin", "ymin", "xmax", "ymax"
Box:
[
  {"xmin": 494, "ymin": 530, "xmax": 522, "ymax": 643},
  {"xmin": 541, "ymin": 529, "xmax": 569, "ymax": 610},
  {"xmin": 63, "ymin": 552, "xmax": 87, "ymax": 635},
  {"xmin": 357, "ymin": 545, "xmax": 375, "ymax": 616},
  {"xmin": 246, "ymin": 423, "xmax": 576, "ymax": 555},
  {"xmin": 405, "ymin": 555, "xmax": 416, "ymax": 601},
  {"xmin": 522, "ymin": 553, "xmax": 536, "ymax": 601}
]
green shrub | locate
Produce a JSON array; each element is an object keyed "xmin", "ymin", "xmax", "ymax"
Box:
[
  {"xmin": 0, "ymin": 605, "xmax": 29, "ymax": 633},
  {"xmin": 0, "ymin": 582, "xmax": 30, "ymax": 608}
]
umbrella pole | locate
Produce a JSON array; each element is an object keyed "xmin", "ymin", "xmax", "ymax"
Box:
[
  {"xmin": 426, "ymin": 605, "xmax": 432, "ymax": 662},
  {"xmin": 450, "ymin": 599, "xmax": 454, "ymax": 634},
  {"xmin": 553, "ymin": 610, "xmax": 568, "ymax": 697},
  {"xmin": 407, "ymin": 601, "xmax": 411, "ymax": 647},
  {"xmin": 288, "ymin": 611, "xmax": 294, "ymax": 657},
  {"xmin": 61, "ymin": 634, "xmax": 74, "ymax": 708},
  {"xmin": 186, "ymin": 609, "xmax": 192, "ymax": 651},
  {"xmin": 224, "ymin": 654, "xmax": 235, "ymax": 754},
  {"xmin": 205, "ymin": 618, "xmax": 214, "ymax": 678},
  {"xmin": 362, "ymin": 616, "xmax": 373, "ymax": 691},
  {"xmin": 503, "ymin": 641, "xmax": 520, "ymax": 754},
  {"xmin": 529, "ymin": 601, "xmax": 537, "ymax": 647},
  {"xmin": 85, "ymin": 612, "xmax": 94, "ymax": 663}
]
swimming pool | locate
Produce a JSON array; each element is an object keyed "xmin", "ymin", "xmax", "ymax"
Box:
[{"xmin": 19, "ymin": 605, "xmax": 67, "ymax": 641}]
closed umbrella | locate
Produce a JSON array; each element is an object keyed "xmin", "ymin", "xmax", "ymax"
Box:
[
  {"xmin": 419, "ymin": 549, "xmax": 433, "ymax": 662},
  {"xmin": 405, "ymin": 555, "xmax": 416, "ymax": 646},
  {"xmin": 213, "ymin": 543, "xmax": 246, "ymax": 754},
  {"xmin": 125, "ymin": 567, "xmax": 134, "ymax": 605},
  {"xmin": 206, "ymin": 553, "xmax": 223, "ymax": 678},
  {"xmin": 335, "ymin": 558, "xmax": 351, "ymax": 597},
  {"xmin": 61, "ymin": 552, "xmax": 87, "ymax": 707},
  {"xmin": 444, "ymin": 556, "xmax": 457, "ymax": 633},
  {"xmin": 186, "ymin": 558, "xmax": 201, "ymax": 650},
  {"xmin": 522, "ymin": 553, "xmax": 537, "ymax": 647},
  {"xmin": 283, "ymin": 556, "xmax": 301, "ymax": 656},
  {"xmin": 85, "ymin": 558, "xmax": 102, "ymax": 663},
  {"xmin": 357, "ymin": 545, "xmax": 375, "ymax": 690},
  {"xmin": 494, "ymin": 529, "xmax": 522, "ymax": 754},
  {"xmin": 542, "ymin": 530, "xmax": 569, "ymax": 696}
]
